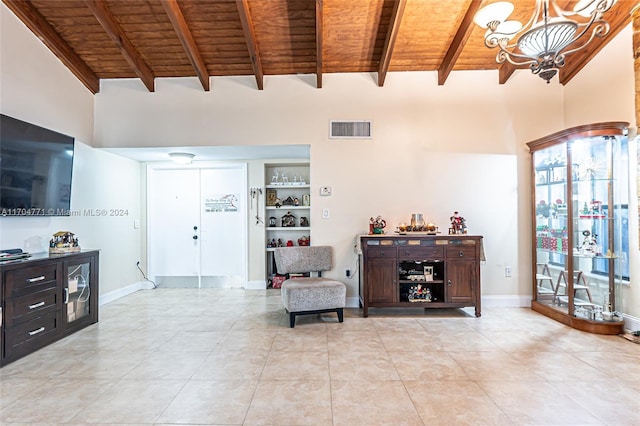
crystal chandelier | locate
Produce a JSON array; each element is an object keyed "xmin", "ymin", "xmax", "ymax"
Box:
[{"xmin": 473, "ymin": 0, "xmax": 616, "ymax": 83}]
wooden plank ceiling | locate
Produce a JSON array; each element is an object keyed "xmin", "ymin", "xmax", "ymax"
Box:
[{"xmin": 2, "ymin": 0, "xmax": 635, "ymax": 94}]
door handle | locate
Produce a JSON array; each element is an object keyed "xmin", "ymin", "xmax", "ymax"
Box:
[
  {"xmin": 447, "ymin": 280, "xmax": 452, "ymax": 286},
  {"xmin": 193, "ymin": 225, "xmax": 198, "ymax": 231}
]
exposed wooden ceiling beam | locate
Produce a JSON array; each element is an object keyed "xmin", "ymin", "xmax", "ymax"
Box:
[
  {"xmin": 2, "ymin": 0, "xmax": 100, "ymax": 94},
  {"xmin": 438, "ymin": 0, "xmax": 483, "ymax": 86},
  {"xmin": 498, "ymin": 62, "xmax": 519, "ymax": 84},
  {"xmin": 378, "ymin": 0, "xmax": 406, "ymax": 87},
  {"xmin": 559, "ymin": 4, "xmax": 632, "ymax": 85},
  {"xmin": 161, "ymin": 0, "xmax": 209, "ymax": 91},
  {"xmin": 316, "ymin": 0, "xmax": 323, "ymax": 89},
  {"xmin": 236, "ymin": 0, "xmax": 264, "ymax": 90},
  {"xmin": 83, "ymin": 0, "xmax": 155, "ymax": 92}
]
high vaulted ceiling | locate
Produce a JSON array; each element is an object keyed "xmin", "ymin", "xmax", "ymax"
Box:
[{"xmin": 2, "ymin": 0, "xmax": 635, "ymax": 94}]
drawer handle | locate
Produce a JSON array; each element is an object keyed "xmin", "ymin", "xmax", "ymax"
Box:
[
  {"xmin": 28, "ymin": 301, "xmax": 46, "ymax": 310},
  {"xmin": 28, "ymin": 326, "xmax": 45, "ymax": 336},
  {"xmin": 27, "ymin": 275, "xmax": 46, "ymax": 283},
  {"xmin": 459, "ymin": 251, "xmax": 464, "ymax": 257}
]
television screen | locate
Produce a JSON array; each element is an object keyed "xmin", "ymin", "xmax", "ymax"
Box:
[{"xmin": 1, "ymin": 114, "xmax": 75, "ymax": 216}]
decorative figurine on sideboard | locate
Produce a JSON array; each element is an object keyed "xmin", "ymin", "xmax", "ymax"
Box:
[
  {"xmin": 49, "ymin": 231, "xmax": 81, "ymax": 253},
  {"xmin": 449, "ymin": 211, "xmax": 467, "ymax": 234},
  {"xmin": 369, "ymin": 216, "xmax": 386, "ymax": 234}
]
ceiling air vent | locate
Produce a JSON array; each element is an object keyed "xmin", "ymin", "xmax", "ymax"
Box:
[{"xmin": 329, "ymin": 120, "xmax": 372, "ymax": 139}]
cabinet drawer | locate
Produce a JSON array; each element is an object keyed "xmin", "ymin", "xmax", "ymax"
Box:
[
  {"xmin": 5, "ymin": 311, "xmax": 59, "ymax": 355},
  {"xmin": 365, "ymin": 246, "xmax": 397, "ymax": 259},
  {"xmin": 398, "ymin": 246, "xmax": 444, "ymax": 259},
  {"xmin": 446, "ymin": 246, "xmax": 476, "ymax": 259},
  {"xmin": 5, "ymin": 287, "xmax": 59, "ymax": 327},
  {"xmin": 5, "ymin": 264, "xmax": 59, "ymax": 297}
]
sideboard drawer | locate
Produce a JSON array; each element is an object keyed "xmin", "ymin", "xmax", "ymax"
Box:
[
  {"xmin": 398, "ymin": 246, "xmax": 444, "ymax": 259},
  {"xmin": 446, "ymin": 246, "xmax": 476, "ymax": 259},
  {"xmin": 5, "ymin": 287, "xmax": 59, "ymax": 328},
  {"xmin": 5, "ymin": 264, "xmax": 59, "ymax": 297},
  {"xmin": 365, "ymin": 246, "xmax": 397, "ymax": 259},
  {"xmin": 5, "ymin": 311, "xmax": 59, "ymax": 357}
]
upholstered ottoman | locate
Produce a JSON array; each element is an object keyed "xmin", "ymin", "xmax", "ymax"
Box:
[{"xmin": 274, "ymin": 246, "xmax": 346, "ymax": 328}]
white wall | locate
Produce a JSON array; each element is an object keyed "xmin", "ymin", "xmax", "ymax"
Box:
[
  {"xmin": 93, "ymin": 70, "xmax": 566, "ymax": 305},
  {"xmin": 1, "ymin": 4, "xmax": 143, "ymax": 298}
]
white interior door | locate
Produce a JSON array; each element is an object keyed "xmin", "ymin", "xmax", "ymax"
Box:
[
  {"xmin": 147, "ymin": 164, "xmax": 247, "ymax": 287},
  {"xmin": 200, "ymin": 166, "xmax": 247, "ymax": 287},
  {"xmin": 148, "ymin": 168, "xmax": 200, "ymax": 278}
]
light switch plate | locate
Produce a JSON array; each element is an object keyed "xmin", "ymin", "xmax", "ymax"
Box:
[{"xmin": 320, "ymin": 186, "xmax": 332, "ymax": 196}]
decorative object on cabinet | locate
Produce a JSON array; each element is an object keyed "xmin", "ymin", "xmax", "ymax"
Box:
[
  {"xmin": 269, "ymin": 217, "xmax": 277, "ymax": 227},
  {"xmin": 527, "ymin": 122, "xmax": 629, "ymax": 335},
  {"xmin": 0, "ymin": 250, "xmax": 99, "ymax": 366},
  {"xmin": 49, "ymin": 231, "xmax": 80, "ymax": 253},
  {"xmin": 300, "ymin": 216, "xmax": 309, "ymax": 227},
  {"xmin": 369, "ymin": 216, "xmax": 386, "ymax": 234},
  {"xmin": 302, "ymin": 194, "xmax": 310, "ymax": 206},
  {"xmin": 448, "ymin": 211, "xmax": 467, "ymax": 234},
  {"xmin": 298, "ymin": 236, "xmax": 310, "ymax": 246},
  {"xmin": 358, "ymin": 235, "xmax": 483, "ymax": 317}
]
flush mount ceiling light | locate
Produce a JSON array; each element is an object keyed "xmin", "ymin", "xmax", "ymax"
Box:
[
  {"xmin": 473, "ymin": 0, "xmax": 616, "ymax": 83},
  {"xmin": 168, "ymin": 152, "xmax": 195, "ymax": 164}
]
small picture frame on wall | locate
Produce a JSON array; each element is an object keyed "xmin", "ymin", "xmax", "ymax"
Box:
[
  {"xmin": 266, "ymin": 189, "xmax": 277, "ymax": 206},
  {"xmin": 302, "ymin": 194, "xmax": 310, "ymax": 206}
]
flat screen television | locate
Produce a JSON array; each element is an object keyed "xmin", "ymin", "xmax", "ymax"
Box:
[{"xmin": 1, "ymin": 114, "xmax": 75, "ymax": 216}]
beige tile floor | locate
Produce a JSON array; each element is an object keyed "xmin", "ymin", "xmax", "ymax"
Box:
[{"xmin": 1, "ymin": 288, "xmax": 639, "ymax": 425}]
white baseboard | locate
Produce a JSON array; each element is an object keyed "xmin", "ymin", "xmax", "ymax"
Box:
[
  {"xmin": 346, "ymin": 297, "xmax": 360, "ymax": 308},
  {"xmin": 245, "ymin": 280, "xmax": 267, "ymax": 290},
  {"xmin": 481, "ymin": 295, "xmax": 531, "ymax": 308},
  {"xmin": 623, "ymin": 313, "xmax": 640, "ymax": 332},
  {"xmin": 99, "ymin": 280, "xmax": 153, "ymax": 305}
]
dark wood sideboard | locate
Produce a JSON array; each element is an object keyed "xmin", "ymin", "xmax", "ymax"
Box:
[
  {"xmin": 359, "ymin": 235, "xmax": 483, "ymax": 317},
  {"xmin": 1, "ymin": 250, "xmax": 99, "ymax": 366}
]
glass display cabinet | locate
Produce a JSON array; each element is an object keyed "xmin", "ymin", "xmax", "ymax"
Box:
[{"xmin": 527, "ymin": 122, "xmax": 629, "ymax": 334}]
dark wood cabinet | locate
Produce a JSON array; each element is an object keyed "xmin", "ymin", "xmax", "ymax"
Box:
[
  {"xmin": 1, "ymin": 250, "xmax": 99, "ymax": 366},
  {"xmin": 359, "ymin": 235, "xmax": 482, "ymax": 317}
]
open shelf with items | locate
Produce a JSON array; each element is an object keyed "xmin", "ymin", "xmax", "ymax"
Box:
[
  {"xmin": 358, "ymin": 235, "xmax": 482, "ymax": 317},
  {"xmin": 264, "ymin": 162, "xmax": 310, "ymax": 287},
  {"xmin": 528, "ymin": 122, "xmax": 629, "ymax": 334}
]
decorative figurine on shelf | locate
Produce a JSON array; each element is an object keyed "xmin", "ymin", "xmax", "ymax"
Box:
[
  {"xmin": 49, "ymin": 231, "xmax": 81, "ymax": 253},
  {"xmin": 286, "ymin": 240, "xmax": 294, "ymax": 247},
  {"xmin": 300, "ymin": 216, "xmax": 309, "ymax": 227},
  {"xmin": 293, "ymin": 197, "xmax": 300, "ymax": 206},
  {"xmin": 267, "ymin": 238, "xmax": 277, "ymax": 248},
  {"xmin": 408, "ymin": 284, "xmax": 432, "ymax": 302},
  {"xmin": 283, "ymin": 196, "xmax": 295, "ymax": 206},
  {"xmin": 281, "ymin": 211, "xmax": 296, "ymax": 227},
  {"xmin": 448, "ymin": 211, "xmax": 467, "ymax": 234},
  {"xmin": 581, "ymin": 230, "xmax": 600, "ymax": 256},
  {"xmin": 271, "ymin": 170, "xmax": 279, "ymax": 184},
  {"xmin": 298, "ymin": 236, "xmax": 310, "ymax": 246},
  {"xmin": 369, "ymin": 216, "xmax": 386, "ymax": 234},
  {"xmin": 274, "ymin": 198, "xmax": 282, "ymax": 208},
  {"xmin": 269, "ymin": 217, "xmax": 277, "ymax": 227},
  {"xmin": 277, "ymin": 238, "xmax": 284, "ymax": 247}
]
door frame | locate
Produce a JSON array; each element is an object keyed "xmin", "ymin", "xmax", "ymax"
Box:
[{"xmin": 146, "ymin": 161, "xmax": 248, "ymax": 287}]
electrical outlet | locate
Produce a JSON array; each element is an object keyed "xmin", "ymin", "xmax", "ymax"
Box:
[
  {"xmin": 322, "ymin": 208, "xmax": 330, "ymax": 219},
  {"xmin": 346, "ymin": 269, "xmax": 351, "ymax": 278},
  {"xmin": 320, "ymin": 186, "xmax": 332, "ymax": 196},
  {"xmin": 505, "ymin": 266, "xmax": 512, "ymax": 277}
]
